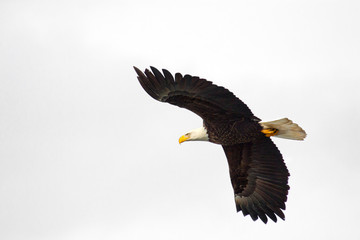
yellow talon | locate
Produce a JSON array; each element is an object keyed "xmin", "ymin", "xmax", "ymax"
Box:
[{"xmin": 261, "ymin": 128, "xmax": 279, "ymax": 137}]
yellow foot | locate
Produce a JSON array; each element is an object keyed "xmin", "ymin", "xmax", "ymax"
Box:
[{"xmin": 261, "ymin": 128, "xmax": 279, "ymax": 137}]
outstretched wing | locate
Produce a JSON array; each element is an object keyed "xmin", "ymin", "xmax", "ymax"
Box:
[
  {"xmin": 134, "ymin": 66, "xmax": 260, "ymax": 122},
  {"xmin": 222, "ymin": 136, "xmax": 290, "ymax": 223}
]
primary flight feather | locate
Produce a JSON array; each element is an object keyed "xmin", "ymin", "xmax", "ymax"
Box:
[{"xmin": 134, "ymin": 66, "xmax": 306, "ymax": 223}]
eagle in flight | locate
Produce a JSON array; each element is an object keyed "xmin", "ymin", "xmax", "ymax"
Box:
[{"xmin": 134, "ymin": 66, "xmax": 306, "ymax": 223}]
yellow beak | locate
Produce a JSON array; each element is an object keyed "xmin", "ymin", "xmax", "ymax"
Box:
[{"xmin": 179, "ymin": 135, "xmax": 190, "ymax": 144}]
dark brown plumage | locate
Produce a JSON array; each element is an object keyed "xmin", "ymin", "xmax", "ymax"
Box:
[{"xmin": 134, "ymin": 66, "xmax": 290, "ymax": 223}]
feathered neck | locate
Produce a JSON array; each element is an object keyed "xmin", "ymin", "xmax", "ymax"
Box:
[{"xmin": 187, "ymin": 126, "xmax": 209, "ymax": 141}]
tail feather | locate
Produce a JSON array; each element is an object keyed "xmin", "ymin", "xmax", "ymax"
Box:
[{"xmin": 260, "ymin": 118, "xmax": 306, "ymax": 140}]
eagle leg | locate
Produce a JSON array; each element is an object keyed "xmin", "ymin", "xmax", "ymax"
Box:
[{"xmin": 261, "ymin": 128, "xmax": 279, "ymax": 137}]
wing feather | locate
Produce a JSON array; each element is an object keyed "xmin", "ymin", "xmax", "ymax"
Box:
[
  {"xmin": 134, "ymin": 66, "xmax": 259, "ymax": 122},
  {"xmin": 222, "ymin": 136, "xmax": 289, "ymax": 223}
]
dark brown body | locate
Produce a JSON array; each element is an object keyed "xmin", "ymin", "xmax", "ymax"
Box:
[{"xmin": 204, "ymin": 118, "xmax": 263, "ymax": 145}]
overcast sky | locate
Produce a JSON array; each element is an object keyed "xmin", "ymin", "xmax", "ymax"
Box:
[{"xmin": 1, "ymin": 0, "xmax": 360, "ymax": 239}]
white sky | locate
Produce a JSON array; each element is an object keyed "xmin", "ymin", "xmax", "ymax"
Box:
[{"xmin": 1, "ymin": 0, "xmax": 360, "ymax": 239}]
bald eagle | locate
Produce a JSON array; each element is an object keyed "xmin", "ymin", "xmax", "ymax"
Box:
[{"xmin": 134, "ymin": 66, "xmax": 306, "ymax": 223}]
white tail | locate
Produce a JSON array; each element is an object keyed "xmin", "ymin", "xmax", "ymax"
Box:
[{"xmin": 260, "ymin": 118, "xmax": 307, "ymax": 140}]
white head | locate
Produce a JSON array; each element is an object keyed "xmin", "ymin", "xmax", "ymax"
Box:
[{"xmin": 178, "ymin": 126, "xmax": 209, "ymax": 144}]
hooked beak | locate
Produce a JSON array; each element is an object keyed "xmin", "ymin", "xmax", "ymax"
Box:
[{"xmin": 179, "ymin": 135, "xmax": 190, "ymax": 144}]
